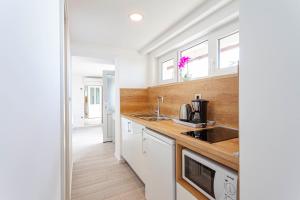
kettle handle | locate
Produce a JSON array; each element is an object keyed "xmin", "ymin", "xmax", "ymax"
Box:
[{"xmin": 189, "ymin": 111, "xmax": 194, "ymax": 121}]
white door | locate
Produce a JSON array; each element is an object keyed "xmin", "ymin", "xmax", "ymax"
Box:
[
  {"xmin": 103, "ymin": 71, "xmax": 115, "ymax": 142},
  {"xmin": 87, "ymin": 85, "xmax": 102, "ymax": 119}
]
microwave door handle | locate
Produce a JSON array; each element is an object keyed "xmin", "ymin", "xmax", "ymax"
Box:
[
  {"xmin": 182, "ymin": 152, "xmax": 186, "ymax": 180},
  {"xmin": 214, "ymin": 172, "xmax": 224, "ymax": 200}
]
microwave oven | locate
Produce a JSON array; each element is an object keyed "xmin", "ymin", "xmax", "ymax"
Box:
[{"xmin": 182, "ymin": 149, "xmax": 238, "ymax": 200}]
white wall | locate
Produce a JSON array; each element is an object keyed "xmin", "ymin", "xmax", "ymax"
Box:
[
  {"xmin": 240, "ymin": 0, "xmax": 300, "ymax": 199},
  {"xmin": 71, "ymin": 42, "xmax": 148, "ymax": 88},
  {"xmin": 72, "ymin": 56, "xmax": 115, "ymax": 77},
  {"xmin": 0, "ymin": 1, "xmax": 62, "ymax": 200},
  {"xmin": 72, "ymin": 75, "xmax": 85, "ymax": 127},
  {"xmin": 115, "ymin": 54, "xmax": 147, "ymax": 88}
]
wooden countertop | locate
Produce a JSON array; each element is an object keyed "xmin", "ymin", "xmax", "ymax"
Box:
[{"xmin": 122, "ymin": 113, "xmax": 239, "ymax": 171}]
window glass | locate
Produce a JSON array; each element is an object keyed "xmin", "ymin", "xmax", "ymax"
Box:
[
  {"xmin": 218, "ymin": 32, "xmax": 239, "ymax": 69},
  {"xmin": 181, "ymin": 41, "xmax": 209, "ymax": 79},
  {"xmin": 162, "ymin": 59, "xmax": 175, "ymax": 81},
  {"xmin": 96, "ymin": 88, "xmax": 100, "ymax": 104},
  {"xmin": 90, "ymin": 88, "xmax": 95, "ymax": 104}
]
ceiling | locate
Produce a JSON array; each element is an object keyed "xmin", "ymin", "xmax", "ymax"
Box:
[{"xmin": 68, "ymin": 0, "xmax": 205, "ymax": 51}]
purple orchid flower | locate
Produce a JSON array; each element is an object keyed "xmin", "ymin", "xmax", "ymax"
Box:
[{"xmin": 178, "ymin": 56, "xmax": 190, "ymax": 70}]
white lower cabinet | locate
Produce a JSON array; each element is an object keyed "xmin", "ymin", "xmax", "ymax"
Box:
[
  {"xmin": 121, "ymin": 117, "xmax": 176, "ymax": 200},
  {"xmin": 130, "ymin": 122, "xmax": 145, "ymax": 181},
  {"xmin": 177, "ymin": 183, "xmax": 197, "ymax": 200},
  {"xmin": 121, "ymin": 117, "xmax": 146, "ymax": 182},
  {"xmin": 121, "ymin": 117, "xmax": 132, "ymax": 161}
]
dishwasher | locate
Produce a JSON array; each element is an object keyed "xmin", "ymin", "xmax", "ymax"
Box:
[{"xmin": 142, "ymin": 128, "xmax": 176, "ymax": 200}]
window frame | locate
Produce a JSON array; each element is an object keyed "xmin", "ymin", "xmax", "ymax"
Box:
[
  {"xmin": 177, "ymin": 37, "xmax": 210, "ymax": 82},
  {"xmin": 156, "ymin": 23, "xmax": 239, "ymax": 85},
  {"xmin": 178, "ymin": 39, "xmax": 210, "ymax": 81},
  {"xmin": 158, "ymin": 52, "xmax": 177, "ymax": 85},
  {"xmin": 215, "ymin": 30, "xmax": 239, "ymax": 76}
]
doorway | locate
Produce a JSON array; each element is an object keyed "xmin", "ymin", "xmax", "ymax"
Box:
[{"xmin": 86, "ymin": 85, "xmax": 102, "ymax": 119}]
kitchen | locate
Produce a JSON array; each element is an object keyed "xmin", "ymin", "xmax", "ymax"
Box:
[
  {"xmin": 115, "ymin": 0, "xmax": 240, "ymax": 199},
  {"xmin": 120, "ymin": 73, "xmax": 239, "ymax": 200},
  {"xmin": 67, "ymin": 0, "xmax": 298, "ymax": 199},
  {"xmin": 1, "ymin": 0, "xmax": 300, "ymax": 200},
  {"xmin": 68, "ymin": 0, "xmax": 241, "ymax": 196}
]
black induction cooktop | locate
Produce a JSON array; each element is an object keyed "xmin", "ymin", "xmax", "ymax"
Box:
[{"xmin": 181, "ymin": 127, "xmax": 238, "ymax": 143}]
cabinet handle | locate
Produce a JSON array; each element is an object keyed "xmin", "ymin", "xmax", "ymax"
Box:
[
  {"xmin": 128, "ymin": 122, "xmax": 131, "ymax": 132},
  {"xmin": 142, "ymin": 129, "xmax": 146, "ymax": 154}
]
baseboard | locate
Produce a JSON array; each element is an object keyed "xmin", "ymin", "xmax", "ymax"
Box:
[{"xmin": 114, "ymin": 151, "xmax": 124, "ymax": 163}]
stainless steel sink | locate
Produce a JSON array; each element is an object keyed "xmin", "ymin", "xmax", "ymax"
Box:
[
  {"xmin": 131, "ymin": 114, "xmax": 156, "ymax": 118},
  {"xmin": 131, "ymin": 114, "xmax": 170, "ymax": 121}
]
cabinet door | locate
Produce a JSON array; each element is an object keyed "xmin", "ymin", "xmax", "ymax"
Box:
[
  {"xmin": 121, "ymin": 117, "xmax": 132, "ymax": 160},
  {"xmin": 122, "ymin": 119, "xmax": 147, "ymax": 183},
  {"xmin": 131, "ymin": 122, "xmax": 145, "ymax": 182}
]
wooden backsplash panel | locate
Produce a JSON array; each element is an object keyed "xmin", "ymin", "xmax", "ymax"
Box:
[
  {"xmin": 120, "ymin": 88, "xmax": 150, "ymax": 113},
  {"xmin": 148, "ymin": 75, "xmax": 239, "ymax": 128}
]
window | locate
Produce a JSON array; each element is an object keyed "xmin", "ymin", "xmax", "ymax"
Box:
[
  {"xmin": 161, "ymin": 59, "xmax": 175, "ymax": 81},
  {"xmin": 218, "ymin": 32, "xmax": 239, "ymax": 69},
  {"xmin": 181, "ymin": 41, "xmax": 209, "ymax": 79},
  {"xmin": 156, "ymin": 25, "xmax": 239, "ymax": 85}
]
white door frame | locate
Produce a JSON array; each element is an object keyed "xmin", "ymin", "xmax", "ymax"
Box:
[
  {"xmin": 61, "ymin": 0, "xmax": 72, "ymax": 200},
  {"xmin": 102, "ymin": 70, "xmax": 115, "ymax": 142}
]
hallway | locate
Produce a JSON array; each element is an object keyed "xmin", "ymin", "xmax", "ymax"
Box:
[{"xmin": 71, "ymin": 127, "xmax": 145, "ymax": 200}]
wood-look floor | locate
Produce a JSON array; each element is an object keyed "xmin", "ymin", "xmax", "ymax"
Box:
[{"xmin": 71, "ymin": 127, "xmax": 146, "ymax": 200}]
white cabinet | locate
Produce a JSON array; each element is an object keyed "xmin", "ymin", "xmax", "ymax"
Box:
[
  {"xmin": 131, "ymin": 122, "xmax": 146, "ymax": 181},
  {"xmin": 121, "ymin": 117, "xmax": 132, "ymax": 161},
  {"xmin": 177, "ymin": 183, "xmax": 197, "ymax": 200},
  {"xmin": 121, "ymin": 117, "xmax": 176, "ymax": 199},
  {"xmin": 121, "ymin": 117, "xmax": 145, "ymax": 182},
  {"xmin": 143, "ymin": 129, "xmax": 176, "ymax": 200}
]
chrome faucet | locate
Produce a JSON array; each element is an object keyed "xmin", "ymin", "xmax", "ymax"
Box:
[{"xmin": 156, "ymin": 96, "xmax": 164, "ymax": 118}]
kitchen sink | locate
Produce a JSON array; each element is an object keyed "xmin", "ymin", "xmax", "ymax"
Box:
[
  {"xmin": 131, "ymin": 114, "xmax": 170, "ymax": 121},
  {"xmin": 140, "ymin": 116, "xmax": 170, "ymax": 121}
]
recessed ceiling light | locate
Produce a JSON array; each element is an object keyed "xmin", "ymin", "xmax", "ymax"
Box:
[{"xmin": 129, "ymin": 13, "xmax": 143, "ymax": 22}]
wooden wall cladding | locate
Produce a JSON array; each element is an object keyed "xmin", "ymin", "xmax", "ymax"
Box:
[
  {"xmin": 148, "ymin": 74, "xmax": 239, "ymax": 128},
  {"xmin": 120, "ymin": 74, "xmax": 238, "ymax": 128},
  {"xmin": 120, "ymin": 88, "xmax": 150, "ymax": 114}
]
